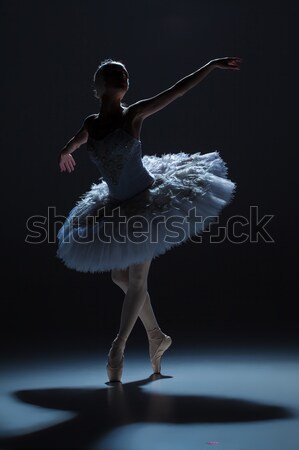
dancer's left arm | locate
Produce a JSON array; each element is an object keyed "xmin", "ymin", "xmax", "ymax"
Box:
[{"xmin": 131, "ymin": 57, "xmax": 242, "ymax": 120}]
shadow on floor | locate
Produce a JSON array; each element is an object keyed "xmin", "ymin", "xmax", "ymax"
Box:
[{"xmin": 0, "ymin": 373, "xmax": 293, "ymax": 449}]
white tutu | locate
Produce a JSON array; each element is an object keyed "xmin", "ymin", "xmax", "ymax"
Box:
[{"xmin": 57, "ymin": 147, "xmax": 236, "ymax": 273}]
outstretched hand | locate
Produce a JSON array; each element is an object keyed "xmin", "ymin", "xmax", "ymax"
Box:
[
  {"xmin": 211, "ymin": 57, "xmax": 242, "ymax": 70},
  {"xmin": 59, "ymin": 153, "xmax": 76, "ymax": 173}
]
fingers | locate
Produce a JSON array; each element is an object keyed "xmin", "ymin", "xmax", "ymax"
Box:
[
  {"xmin": 59, "ymin": 154, "xmax": 76, "ymax": 173},
  {"xmin": 66, "ymin": 158, "xmax": 75, "ymax": 172},
  {"xmin": 227, "ymin": 57, "xmax": 242, "ymax": 70},
  {"xmin": 215, "ymin": 57, "xmax": 242, "ymax": 70}
]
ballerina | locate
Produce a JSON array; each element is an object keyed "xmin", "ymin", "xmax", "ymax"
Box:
[{"xmin": 57, "ymin": 56, "xmax": 242, "ymax": 382}]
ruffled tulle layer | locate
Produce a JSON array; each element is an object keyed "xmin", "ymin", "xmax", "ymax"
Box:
[{"xmin": 57, "ymin": 151, "xmax": 236, "ymax": 273}]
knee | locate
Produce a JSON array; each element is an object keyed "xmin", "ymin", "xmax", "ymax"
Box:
[
  {"xmin": 111, "ymin": 269, "xmax": 129, "ymax": 291},
  {"xmin": 128, "ymin": 275, "xmax": 148, "ymax": 294}
]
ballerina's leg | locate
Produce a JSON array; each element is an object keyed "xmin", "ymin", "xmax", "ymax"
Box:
[
  {"xmin": 108, "ymin": 260, "xmax": 152, "ymax": 367},
  {"xmin": 111, "ymin": 266, "xmax": 160, "ymax": 332},
  {"xmin": 110, "ymin": 264, "xmax": 172, "ymax": 373}
]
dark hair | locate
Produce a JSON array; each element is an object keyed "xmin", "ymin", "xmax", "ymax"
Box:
[{"xmin": 92, "ymin": 58, "xmax": 127, "ymax": 100}]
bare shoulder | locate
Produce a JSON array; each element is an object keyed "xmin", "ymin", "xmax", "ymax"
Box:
[
  {"xmin": 123, "ymin": 103, "xmax": 144, "ymax": 125},
  {"xmin": 124, "ymin": 103, "xmax": 140, "ymax": 118},
  {"xmin": 122, "ymin": 105, "xmax": 144, "ymax": 138},
  {"xmin": 83, "ymin": 113, "xmax": 99, "ymax": 135},
  {"xmin": 84, "ymin": 113, "xmax": 98, "ymax": 126}
]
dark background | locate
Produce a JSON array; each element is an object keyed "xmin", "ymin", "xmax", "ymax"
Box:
[{"xmin": 2, "ymin": 0, "xmax": 298, "ymax": 356}]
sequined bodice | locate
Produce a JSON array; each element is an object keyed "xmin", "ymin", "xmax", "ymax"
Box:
[{"xmin": 86, "ymin": 128, "xmax": 155, "ymax": 201}]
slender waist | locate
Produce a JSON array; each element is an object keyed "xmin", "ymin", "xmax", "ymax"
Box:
[{"xmin": 108, "ymin": 176, "xmax": 155, "ymax": 202}]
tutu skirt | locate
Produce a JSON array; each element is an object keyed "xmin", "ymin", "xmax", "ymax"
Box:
[{"xmin": 57, "ymin": 150, "xmax": 236, "ymax": 273}]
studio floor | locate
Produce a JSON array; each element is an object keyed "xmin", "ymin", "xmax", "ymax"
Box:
[{"xmin": 0, "ymin": 341, "xmax": 298, "ymax": 450}]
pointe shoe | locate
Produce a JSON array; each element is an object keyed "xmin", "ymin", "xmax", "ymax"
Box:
[
  {"xmin": 106, "ymin": 356, "xmax": 124, "ymax": 382},
  {"xmin": 148, "ymin": 328, "xmax": 172, "ymax": 374},
  {"xmin": 106, "ymin": 336, "xmax": 126, "ymax": 382}
]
